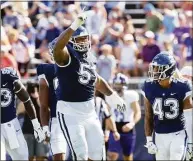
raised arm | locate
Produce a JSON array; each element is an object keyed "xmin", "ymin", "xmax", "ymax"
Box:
[
  {"xmin": 53, "ymin": 12, "xmax": 87, "ymax": 66},
  {"xmin": 53, "ymin": 28, "xmax": 73, "ymax": 66}
]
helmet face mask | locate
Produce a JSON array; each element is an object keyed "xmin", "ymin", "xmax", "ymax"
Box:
[
  {"xmin": 148, "ymin": 63, "xmax": 169, "ymax": 81},
  {"xmin": 148, "ymin": 52, "xmax": 176, "ymax": 82},
  {"xmin": 69, "ymin": 26, "xmax": 91, "ymax": 53},
  {"xmin": 70, "ymin": 35, "xmax": 91, "ymax": 53}
]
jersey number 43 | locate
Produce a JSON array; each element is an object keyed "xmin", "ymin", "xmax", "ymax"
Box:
[{"xmin": 153, "ymin": 98, "xmax": 179, "ymax": 120}]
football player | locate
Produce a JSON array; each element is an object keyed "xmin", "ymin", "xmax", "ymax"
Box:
[
  {"xmin": 180, "ymin": 66, "xmax": 193, "ymax": 161},
  {"xmin": 37, "ymin": 63, "xmax": 67, "ymax": 161},
  {"xmin": 107, "ymin": 73, "xmax": 141, "ymax": 161},
  {"xmin": 142, "ymin": 52, "xmax": 192, "ymax": 160},
  {"xmin": 1, "ymin": 67, "xmax": 45, "ymax": 160},
  {"xmin": 51, "ymin": 12, "xmax": 126, "ymax": 160}
]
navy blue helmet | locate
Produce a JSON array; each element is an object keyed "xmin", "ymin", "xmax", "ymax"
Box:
[
  {"xmin": 148, "ymin": 51, "xmax": 176, "ymax": 81},
  {"xmin": 69, "ymin": 26, "xmax": 91, "ymax": 53}
]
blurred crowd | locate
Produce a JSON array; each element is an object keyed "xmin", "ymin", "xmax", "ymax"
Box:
[
  {"xmin": 1, "ymin": 1, "xmax": 192, "ymax": 160},
  {"xmin": 1, "ymin": 1, "xmax": 192, "ymax": 82}
]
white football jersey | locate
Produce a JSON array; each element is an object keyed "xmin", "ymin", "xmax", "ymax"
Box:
[{"xmin": 110, "ymin": 90, "xmax": 139, "ymax": 122}]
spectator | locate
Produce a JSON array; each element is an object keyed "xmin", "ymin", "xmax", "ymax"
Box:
[
  {"xmin": 119, "ymin": 34, "xmax": 139, "ymax": 77},
  {"xmin": 91, "ymin": 34, "xmax": 100, "ymax": 57},
  {"xmin": 101, "ymin": 11, "xmax": 123, "ymax": 58},
  {"xmin": 181, "ymin": 1, "xmax": 193, "ymax": 11},
  {"xmin": 162, "ymin": 3, "xmax": 179, "ymax": 34},
  {"xmin": 55, "ymin": 4, "xmax": 77, "ymax": 30},
  {"xmin": 105, "ymin": 1, "xmax": 125, "ymax": 16},
  {"xmin": 22, "ymin": 81, "xmax": 49, "ymax": 161},
  {"xmin": 173, "ymin": 13, "xmax": 190, "ymax": 44},
  {"xmin": 144, "ymin": 3, "xmax": 163, "ymax": 33},
  {"xmin": 97, "ymin": 44, "xmax": 117, "ymax": 82},
  {"xmin": 181, "ymin": 28, "xmax": 193, "ymax": 66},
  {"xmin": 12, "ymin": 1, "xmax": 28, "ymax": 16},
  {"xmin": 86, "ymin": 2, "xmax": 107, "ymax": 36},
  {"xmin": 0, "ymin": 45, "xmax": 17, "ymax": 69},
  {"xmin": 39, "ymin": 18, "xmax": 60, "ymax": 61},
  {"xmin": 140, "ymin": 31, "xmax": 160, "ymax": 73},
  {"xmin": 22, "ymin": 17, "xmax": 36, "ymax": 58},
  {"xmin": 119, "ymin": 14, "xmax": 136, "ymax": 41},
  {"xmin": 28, "ymin": 1, "xmax": 53, "ymax": 17},
  {"xmin": 184, "ymin": 11, "xmax": 192, "ymax": 28},
  {"xmin": 7, "ymin": 28, "xmax": 30, "ymax": 77},
  {"xmin": 157, "ymin": 28, "xmax": 175, "ymax": 50},
  {"xmin": 162, "ymin": 39, "xmax": 181, "ymax": 67},
  {"xmin": 3, "ymin": 6, "xmax": 19, "ymax": 29},
  {"xmin": 35, "ymin": 9, "xmax": 57, "ymax": 48},
  {"xmin": 1, "ymin": 25, "xmax": 11, "ymax": 46}
]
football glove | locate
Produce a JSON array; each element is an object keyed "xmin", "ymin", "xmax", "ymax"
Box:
[
  {"xmin": 105, "ymin": 92, "xmax": 126, "ymax": 112},
  {"xmin": 70, "ymin": 12, "xmax": 87, "ymax": 31},
  {"xmin": 144, "ymin": 136, "xmax": 158, "ymax": 154},
  {"xmin": 32, "ymin": 118, "xmax": 45, "ymax": 143},
  {"xmin": 43, "ymin": 126, "xmax": 51, "ymax": 142}
]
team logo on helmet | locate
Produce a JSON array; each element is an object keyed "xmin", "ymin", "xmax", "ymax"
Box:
[
  {"xmin": 148, "ymin": 51, "xmax": 176, "ymax": 81},
  {"xmin": 69, "ymin": 26, "xmax": 91, "ymax": 53}
]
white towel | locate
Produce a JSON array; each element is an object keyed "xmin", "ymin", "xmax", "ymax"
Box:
[{"xmin": 4, "ymin": 122, "xmax": 20, "ymax": 149}]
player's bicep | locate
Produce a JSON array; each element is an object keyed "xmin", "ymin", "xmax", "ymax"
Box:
[
  {"xmin": 53, "ymin": 46, "xmax": 70, "ymax": 67},
  {"xmin": 14, "ymin": 80, "xmax": 30, "ymax": 103},
  {"xmin": 183, "ymin": 96, "xmax": 193, "ymax": 110},
  {"xmin": 39, "ymin": 78, "xmax": 49, "ymax": 108}
]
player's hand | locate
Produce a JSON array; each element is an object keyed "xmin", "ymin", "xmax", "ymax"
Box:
[
  {"xmin": 122, "ymin": 122, "xmax": 135, "ymax": 132},
  {"xmin": 105, "ymin": 92, "xmax": 126, "ymax": 113},
  {"xmin": 32, "ymin": 118, "xmax": 45, "ymax": 143},
  {"xmin": 42, "ymin": 126, "xmax": 51, "ymax": 142},
  {"xmin": 186, "ymin": 143, "xmax": 193, "ymax": 161},
  {"xmin": 144, "ymin": 141, "xmax": 158, "ymax": 154},
  {"xmin": 113, "ymin": 131, "xmax": 120, "ymax": 141},
  {"xmin": 70, "ymin": 12, "xmax": 87, "ymax": 31}
]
